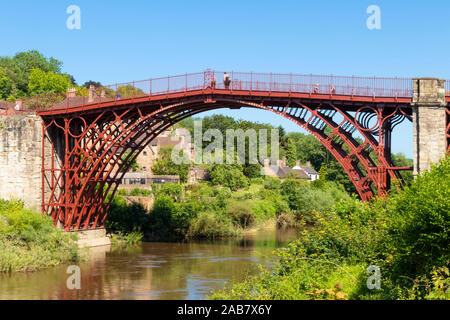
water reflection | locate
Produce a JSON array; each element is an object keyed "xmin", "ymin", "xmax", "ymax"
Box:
[{"xmin": 0, "ymin": 227, "xmax": 299, "ymax": 300}]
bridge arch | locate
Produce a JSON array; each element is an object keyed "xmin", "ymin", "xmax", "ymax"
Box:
[{"xmin": 40, "ymin": 93, "xmax": 411, "ymax": 231}]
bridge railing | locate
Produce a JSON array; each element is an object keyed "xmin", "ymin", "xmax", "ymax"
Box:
[
  {"xmin": 17, "ymin": 70, "xmax": 414, "ymax": 113},
  {"xmin": 446, "ymin": 79, "xmax": 450, "ymax": 96}
]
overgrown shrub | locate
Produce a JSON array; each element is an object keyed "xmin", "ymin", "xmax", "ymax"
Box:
[
  {"xmin": 0, "ymin": 199, "xmax": 81, "ymax": 272},
  {"xmin": 227, "ymin": 203, "xmax": 256, "ymax": 228}
]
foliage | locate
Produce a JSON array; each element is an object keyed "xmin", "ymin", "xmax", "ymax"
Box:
[
  {"xmin": 116, "ymin": 85, "xmax": 145, "ymax": 98},
  {"xmin": 209, "ymin": 156, "xmax": 450, "ymax": 300},
  {"xmin": 28, "ymin": 68, "xmax": 72, "ymax": 95},
  {"xmin": 210, "ymin": 164, "xmax": 249, "ymax": 190},
  {"xmin": 387, "ymin": 156, "xmax": 450, "ymax": 278},
  {"xmin": 120, "ymin": 151, "xmax": 140, "ymax": 172},
  {"xmin": 0, "ymin": 50, "xmax": 64, "ymax": 98},
  {"xmin": 227, "ymin": 203, "xmax": 256, "ymax": 228},
  {"xmin": 105, "ymin": 196, "xmax": 148, "ymax": 235},
  {"xmin": 0, "ymin": 199, "xmax": 81, "ymax": 272},
  {"xmin": 152, "ymin": 146, "xmax": 190, "ymax": 182},
  {"xmin": 0, "ymin": 67, "xmax": 13, "ymax": 100}
]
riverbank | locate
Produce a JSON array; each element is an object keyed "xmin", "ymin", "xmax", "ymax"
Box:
[
  {"xmin": 105, "ymin": 176, "xmax": 348, "ymax": 242},
  {"xmin": 209, "ymin": 157, "xmax": 450, "ymax": 300},
  {"xmin": 0, "ymin": 199, "xmax": 83, "ymax": 273}
]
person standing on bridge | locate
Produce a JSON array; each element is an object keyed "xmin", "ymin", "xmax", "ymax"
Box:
[
  {"xmin": 223, "ymin": 72, "xmax": 231, "ymax": 89},
  {"xmin": 314, "ymin": 83, "xmax": 319, "ymax": 94}
]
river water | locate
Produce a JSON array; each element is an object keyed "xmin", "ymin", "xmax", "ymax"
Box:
[{"xmin": 0, "ymin": 227, "xmax": 299, "ymax": 300}]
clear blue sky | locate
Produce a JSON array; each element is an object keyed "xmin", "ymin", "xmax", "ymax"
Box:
[{"xmin": 2, "ymin": 0, "xmax": 450, "ymax": 157}]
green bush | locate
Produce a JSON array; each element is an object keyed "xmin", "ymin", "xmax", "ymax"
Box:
[
  {"xmin": 0, "ymin": 199, "xmax": 81, "ymax": 272},
  {"xmin": 106, "ymin": 196, "xmax": 149, "ymax": 234},
  {"xmin": 129, "ymin": 188, "xmax": 151, "ymax": 197},
  {"xmin": 210, "ymin": 156, "xmax": 450, "ymax": 300},
  {"xmin": 187, "ymin": 211, "xmax": 236, "ymax": 239},
  {"xmin": 388, "ymin": 156, "xmax": 450, "ymax": 278},
  {"xmin": 210, "ymin": 164, "xmax": 249, "ymax": 191},
  {"xmin": 227, "ymin": 203, "xmax": 256, "ymax": 228}
]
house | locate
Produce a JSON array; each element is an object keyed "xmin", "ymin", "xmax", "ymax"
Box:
[
  {"xmin": 135, "ymin": 126, "xmax": 194, "ymax": 175},
  {"xmin": 0, "ymin": 101, "xmax": 24, "ymax": 116},
  {"xmin": 261, "ymin": 157, "xmax": 319, "ymax": 181},
  {"xmin": 293, "ymin": 161, "xmax": 320, "ymax": 181}
]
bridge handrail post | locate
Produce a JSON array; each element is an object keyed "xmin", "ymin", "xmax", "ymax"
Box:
[
  {"xmin": 231, "ymin": 71, "xmax": 234, "ymax": 92},
  {"xmin": 289, "ymin": 73, "xmax": 292, "ymax": 95},
  {"xmin": 250, "ymin": 72, "xmax": 253, "ymax": 93},
  {"xmin": 167, "ymin": 75, "xmax": 170, "ymax": 94},
  {"xmin": 185, "ymin": 73, "xmax": 187, "ymax": 93},
  {"xmin": 150, "ymin": 79, "xmax": 152, "ymax": 97},
  {"xmin": 270, "ymin": 72, "xmax": 272, "ymax": 95}
]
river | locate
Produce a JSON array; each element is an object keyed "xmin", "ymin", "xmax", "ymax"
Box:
[{"xmin": 0, "ymin": 227, "xmax": 299, "ymax": 300}]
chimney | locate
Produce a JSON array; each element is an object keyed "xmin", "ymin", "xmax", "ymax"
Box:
[
  {"xmin": 264, "ymin": 159, "xmax": 270, "ymax": 168},
  {"xmin": 15, "ymin": 99, "xmax": 23, "ymax": 111},
  {"xmin": 100, "ymin": 90, "xmax": 106, "ymax": 98},
  {"xmin": 306, "ymin": 161, "xmax": 311, "ymax": 167},
  {"xmin": 296, "ymin": 160, "xmax": 300, "ymax": 167},
  {"xmin": 67, "ymin": 87, "xmax": 76, "ymax": 99},
  {"xmin": 277, "ymin": 159, "xmax": 283, "ymax": 167},
  {"xmin": 281, "ymin": 156, "xmax": 286, "ymax": 167},
  {"xmin": 88, "ymin": 85, "xmax": 96, "ymax": 102}
]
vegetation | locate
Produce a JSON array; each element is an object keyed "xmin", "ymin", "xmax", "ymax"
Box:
[
  {"xmin": 0, "ymin": 199, "xmax": 82, "ymax": 272},
  {"xmin": 106, "ymin": 172, "xmax": 348, "ymax": 242},
  {"xmin": 209, "ymin": 157, "xmax": 450, "ymax": 300},
  {"xmin": 152, "ymin": 146, "xmax": 190, "ymax": 182}
]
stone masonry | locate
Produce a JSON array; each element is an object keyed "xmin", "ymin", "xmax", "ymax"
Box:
[
  {"xmin": 412, "ymin": 78, "xmax": 447, "ymax": 177},
  {"xmin": 0, "ymin": 115, "xmax": 43, "ymax": 210}
]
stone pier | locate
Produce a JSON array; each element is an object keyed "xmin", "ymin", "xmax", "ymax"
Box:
[
  {"xmin": 0, "ymin": 114, "xmax": 43, "ymax": 210},
  {"xmin": 412, "ymin": 78, "xmax": 448, "ymax": 177}
]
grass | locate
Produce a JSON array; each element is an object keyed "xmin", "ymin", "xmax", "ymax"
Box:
[{"xmin": 0, "ymin": 199, "xmax": 82, "ymax": 272}]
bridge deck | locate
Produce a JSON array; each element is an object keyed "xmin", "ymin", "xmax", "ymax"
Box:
[{"xmin": 13, "ymin": 70, "xmax": 422, "ymax": 116}]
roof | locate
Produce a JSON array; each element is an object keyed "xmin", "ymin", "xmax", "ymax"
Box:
[
  {"xmin": 155, "ymin": 136, "xmax": 182, "ymax": 147},
  {"xmin": 0, "ymin": 101, "xmax": 24, "ymax": 115},
  {"xmin": 264, "ymin": 165, "xmax": 309, "ymax": 179},
  {"xmin": 301, "ymin": 166, "xmax": 319, "ymax": 175},
  {"xmin": 122, "ymin": 172, "xmax": 148, "ymax": 179}
]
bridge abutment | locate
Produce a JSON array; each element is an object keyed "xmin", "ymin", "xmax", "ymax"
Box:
[
  {"xmin": 0, "ymin": 115, "xmax": 43, "ymax": 210},
  {"xmin": 412, "ymin": 78, "xmax": 447, "ymax": 177}
]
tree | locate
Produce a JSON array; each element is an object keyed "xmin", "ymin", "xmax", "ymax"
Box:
[
  {"xmin": 209, "ymin": 164, "xmax": 249, "ymax": 191},
  {"xmin": 0, "ymin": 50, "xmax": 63, "ymax": 98},
  {"xmin": 82, "ymin": 80, "xmax": 102, "ymax": 88},
  {"xmin": 116, "ymin": 85, "xmax": 145, "ymax": 98},
  {"xmin": 28, "ymin": 68, "xmax": 72, "ymax": 95},
  {"xmin": 121, "ymin": 152, "xmax": 140, "ymax": 172},
  {"xmin": 281, "ymin": 136, "xmax": 297, "ymax": 167},
  {"xmin": 0, "ymin": 67, "xmax": 13, "ymax": 100},
  {"xmin": 152, "ymin": 146, "xmax": 190, "ymax": 182}
]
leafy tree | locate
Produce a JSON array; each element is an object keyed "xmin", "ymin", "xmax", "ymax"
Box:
[
  {"xmin": 210, "ymin": 164, "xmax": 249, "ymax": 191},
  {"xmin": 152, "ymin": 146, "xmax": 190, "ymax": 182},
  {"xmin": 83, "ymin": 80, "xmax": 102, "ymax": 88},
  {"xmin": 27, "ymin": 68, "xmax": 72, "ymax": 95},
  {"xmin": 116, "ymin": 85, "xmax": 145, "ymax": 98},
  {"xmin": 0, "ymin": 50, "xmax": 63, "ymax": 98},
  {"xmin": 0, "ymin": 67, "xmax": 13, "ymax": 100},
  {"xmin": 280, "ymin": 136, "xmax": 297, "ymax": 167}
]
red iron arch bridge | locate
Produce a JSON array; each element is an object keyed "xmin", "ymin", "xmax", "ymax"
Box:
[{"xmin": 20, "ymin": 70, "xmax": 450, "ymax": 231}]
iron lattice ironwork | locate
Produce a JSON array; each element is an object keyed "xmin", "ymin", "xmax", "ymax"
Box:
[{"xmin": 35, "ymin": 70, "xmax": 448, "ymax": 231}]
